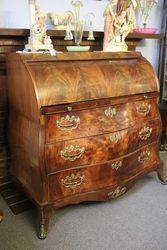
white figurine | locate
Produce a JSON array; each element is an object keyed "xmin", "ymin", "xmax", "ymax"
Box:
[
  {"xmin": 25, "ymin": 0, "xmax": 55, "ymax": 54},
  {"xmin": 103, "ymin": 0, "xmax": 137, "ymax": 52}
]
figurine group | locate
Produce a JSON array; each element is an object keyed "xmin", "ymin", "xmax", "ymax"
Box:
[
  {"xmin": 26, "ymin": 0, "xmax": 137, "ymax": 53},
  {"xmin": 103, "ymin": 0, "xmax": 137, "ymax": 52}
]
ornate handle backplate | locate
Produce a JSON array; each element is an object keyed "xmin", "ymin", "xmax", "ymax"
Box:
[
  {"xmin": 138, "ymin": 151, "xmax": 151, "ymax": 163},
  {"xmin": 104, "ymin": 107, "xmax": 117, "ymax": 117},
  {"xmin": 110, "ymin": 133, "xmax": 122, "ymax": 143},
  {"xmin": 111, "ymin": 161, "xmax": 122, "ymax": 170},
  {"xmin": 60, "ymin": 145, "xmax": 85, "ymax": 162},
  {"xmin": 139, "ymin": 127, "xmax": 152, "ymax": 141},
  {"xmin": 108, "ymin": 186, "xmax": 127, "ymax": 199},
  {"xmin": 137, "ymin": 103, "xmax": 151, "ymax": 116},
  {"xmin": 61, "ymin": 173, "xmax": 85, "ymax": 189},
  {"xmin": 56, "ymin": 115, "xmax": 80, "ymax": 131}
]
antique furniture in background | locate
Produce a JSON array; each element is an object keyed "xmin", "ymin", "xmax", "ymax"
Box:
[
  {"xmin": 0, "ymin": 28, "xmax": 163, "ymax": 214},
  {"xmin": 6, "ymin": 51, "xmax": 165, "ymax": 239},
  {"xmin": 158, "ymin": 0, "xmax": 167, "ymax": 149}
]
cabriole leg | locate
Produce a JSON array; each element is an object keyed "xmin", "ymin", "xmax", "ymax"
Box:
[
  {"xmin": 157, "ymin": 162, "xmax": 167, "ymax": 185},
  {"xmin": 37, "ymin": 206, "xmax": 53, "ymax": 240}
]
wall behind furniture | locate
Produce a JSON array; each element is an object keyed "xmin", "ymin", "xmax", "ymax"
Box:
[{"xmin": 0, "ymin": 0, "xmax": 164, "ymax": 70}]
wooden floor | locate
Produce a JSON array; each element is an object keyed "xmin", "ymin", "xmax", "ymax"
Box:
[{"xmin": 0, "ymin": 179, "xmax": 34, "ymax": 214}]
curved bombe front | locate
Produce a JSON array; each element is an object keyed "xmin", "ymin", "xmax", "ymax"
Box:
[{"xmin": 6, "ymin": 51, "xmax": 164, "ymax": 239}]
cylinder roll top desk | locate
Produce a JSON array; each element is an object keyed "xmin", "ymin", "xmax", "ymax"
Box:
[{"xmin": 6, "ymin": 51, "xmax": 165, "ymax": 239}]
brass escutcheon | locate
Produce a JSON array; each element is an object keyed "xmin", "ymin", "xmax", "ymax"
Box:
[
  {"xmin": 110, "ymin": 133, "xmax": 122, "ymax": 143},
  {"xmin": 111, "ymin": 161, "xmax": 122, "ymax": 170},
  {"xmin": 104, "ymin": 107, "xmax": 117, "ymax": 117},
  {"xmin": 56, "ymin": 115, "xmax": 80, "ymax": 131},
  {"xmin": 61, "ymin": 173, "xmax": 85, "ymax": 189},
  {"xmin": 108, "ymin": 186, "xmax": 127, "ymax": 199},
  {"xmin": 60, "ymin": 145, "xmax": 85, "ymax": 161}
]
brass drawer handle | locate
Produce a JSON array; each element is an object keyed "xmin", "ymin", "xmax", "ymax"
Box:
[
  {"xmin": 56, "ymin": 115, "xmax": 80, "ymax": 131},
  {"xmin": 104, "ymin": 107, "xmax": 117, "ymax": 117},
  {"xmin": 111, "ymin": 161, "xmax": 122, "ymax": 170},
  {"xmin": 139, "ymin": 127, "xmax": 152, "ymax": 141},
  {"xmin": 138, "ymin": 151, "xmax": 151, "ymax": 163},
  {"xmin": 110, "ymin": 133, "xmax": 121, "ymax": 143},
  {"xmin": 61, "ymin": 173, "xmax": 85, "ymax": 189},
  {"xmin": 60, "ymin": 145, "xmax": 85, "ymax": 161},
  {"xmin": 108, "ymin": 186, "xmax": 127, "ymax": 199},
  {"xmin": 137, "ymin": 103, "xmax": 151, "ymax": 116}
]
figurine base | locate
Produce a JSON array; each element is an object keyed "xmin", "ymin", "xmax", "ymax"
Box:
[
  {"xmin": 25, "ymin": 36, "xmax": 56, "ymax": 55},
  {"xmin": 25, "ymin": 44, "xmax": 54, "ymax": 51},
  {"xmin": 66, "ymin": 46, "xmax": 90, "ymax": 52},
  {"xmin": 104, "ymin": 41, "xmax": 128, "ymax": 52}
]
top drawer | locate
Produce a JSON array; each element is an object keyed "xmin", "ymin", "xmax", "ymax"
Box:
[{"xmin": 45, "ymin": 96, "xmax": 159, "ymax": 144}]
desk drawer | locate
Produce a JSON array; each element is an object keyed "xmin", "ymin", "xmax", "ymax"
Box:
[
  {"xmin": 45, "ymin": 119, "xmax": 160, "ymax": 174},
  {"xmin": 45, "ymin": 98, "xmax": 159, "ymax": 143},
  {"xmin": 48, "ymin": 144, "xmax": 159, "ymax": 201}
]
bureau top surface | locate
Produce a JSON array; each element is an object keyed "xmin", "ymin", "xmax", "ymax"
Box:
[
  {"xmin": 11, "ymin": 51, "xmax": 141, "ymax": 61},
  {"xmin": 7, "ymin": 51, "xmax": 159, "ymax": 111}
]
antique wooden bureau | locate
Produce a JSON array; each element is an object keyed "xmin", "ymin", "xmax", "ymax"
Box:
[{"xmin": 6, "ymin": 51, "xmax": 165, "ymax": 239}]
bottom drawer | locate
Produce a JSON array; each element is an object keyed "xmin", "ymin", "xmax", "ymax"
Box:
[{"xmin": 48, "ymin": 143, "xmax": 160, "ymax": 201}]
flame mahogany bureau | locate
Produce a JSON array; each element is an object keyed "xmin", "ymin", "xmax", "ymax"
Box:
[{"xmin": 6, "ymin": 51, "xmax": 166, "ymax": 239}]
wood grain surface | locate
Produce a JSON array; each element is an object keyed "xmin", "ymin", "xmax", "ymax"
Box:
[{"xmin": 6, "ymin": 51, "xmax": 164, "ymax": 239}]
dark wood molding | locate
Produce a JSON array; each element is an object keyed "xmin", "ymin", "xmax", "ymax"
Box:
[{"xmin": 0, "ymin": 28, "xmax": 163, "ymax": 39}]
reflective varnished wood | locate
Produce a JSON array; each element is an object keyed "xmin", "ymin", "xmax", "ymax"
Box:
[{"xmin": 6, "ymin": 51, "xmax": 164, "ymax": 239}]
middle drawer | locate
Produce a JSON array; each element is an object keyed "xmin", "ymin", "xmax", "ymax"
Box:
[{"xmin": 45, "ymin": 119, "xmax": 160, "ymax": 174}]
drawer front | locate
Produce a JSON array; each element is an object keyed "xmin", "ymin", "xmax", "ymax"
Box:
[
  {"xmin": 48, "ymin": 144, "xmax": 159, "ymax": 201},
  {"xmin": 45, "ymin": 98, "xmax": 159, "ymax": 143},
  {"xmin": 45, "ymin": 119, "xmax": 160, "ymax": 174}
]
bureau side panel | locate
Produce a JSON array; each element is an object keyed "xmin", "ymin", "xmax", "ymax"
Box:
[
  {"xmin": 8, "ymin": 111, "xmax": 46, "ymax": 204},
  {"xmin": 6, "ymin": 53, "xmax": 39, "ymax": 121}
]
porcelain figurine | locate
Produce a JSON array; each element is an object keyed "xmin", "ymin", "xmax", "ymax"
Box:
[
  {"xmin": 25, "ymin": 0, "xmax": 55, "ymax": 54},
  {"xmin": 103, "ymin": 0, "xmax": 137, "ymax": 52}
]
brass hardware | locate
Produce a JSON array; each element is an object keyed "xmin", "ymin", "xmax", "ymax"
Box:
[
  {"xmin": 137, "ymin": 103, "xmax": 151, "ymax": 116},
  {"xmin": 38, "ymin": 225, "xmax": 47, "ymax": 240},
  {"xmin": 110, "ymin": 133, "xmax": 121, "ymax": 143},
  {"xmin": 139, "ymin": 126, "xmax": 152, "ymax": 141},
  {"xmin": 56, "ymin": 115, "xmax": 80, "ymax": 131},
  {"xmin": 40, "ymin": 116, "xmax": 45, "ymax": 125},
  {"xmin": 108, "ymin": 186, "xmax": 127, "ymax": 198},
  {"xmin": 67, "ymin": 106, "xmax": 72, "ymax": 111},
  {"xmin": 60, "ymin": 145, "xmax": 85, "ymax": 161},
  {"xmin": 104, "ymin": 107, "xmax": 117, "ymax": 117},
  {"xmin": 111, "ymin": 161, "xmax": 122, "ymax": 170},
  {"xmin": 61, "ymin": 173, "xmax": 85, "ymax": 189},
  {"xmin": 138, "ymin": 150, "xmax": 151, "ymax": 163},
  {"xmin": 143, "ymin": 95, "xmax": 148, "ymax": 99}
]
